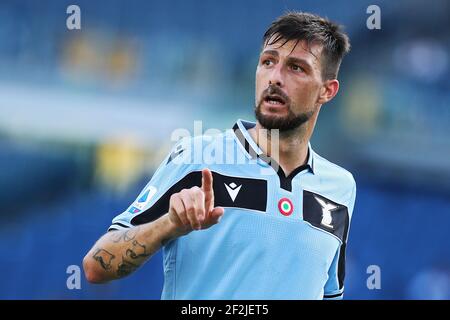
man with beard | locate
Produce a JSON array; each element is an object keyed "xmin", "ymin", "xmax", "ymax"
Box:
[{"xmin": 83, "ymin": 12, "xmax": 356, "ymax": 300}]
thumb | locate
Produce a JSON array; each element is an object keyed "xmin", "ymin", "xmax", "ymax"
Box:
[
  {"xmin": 204, "ymin": 207, "xmax": 224, "ymax": 227},
  {"xmin": 210, "ymin": 206, "xmax": 224, "ymax": 220}
]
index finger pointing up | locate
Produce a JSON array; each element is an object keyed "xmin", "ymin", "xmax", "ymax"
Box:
[{"xmin": 201, "ymin": 168, "xmax": 213, "ymax": 193}]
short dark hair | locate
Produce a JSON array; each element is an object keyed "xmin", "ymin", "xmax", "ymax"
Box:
[{"xmin": 262, "ymin": 12, "xmax": 351, "ymax": 80}]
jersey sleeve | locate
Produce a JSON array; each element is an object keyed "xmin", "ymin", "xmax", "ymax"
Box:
[
  {"xmin": 108, "ymin": 138, "xmax": 201, "ymax": 232},
  {"xmin": 323, "ymin": 178, "xmax": 357, "ymax": 300}
]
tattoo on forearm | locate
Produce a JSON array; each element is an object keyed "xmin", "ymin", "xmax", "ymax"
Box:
[
  {"xmin": 96, "ymin": 226, "xmax": 153, "ymax": 277},
  {"xmin": 116, "ymin": 238, "xmax": 150, "ymax": 277},
  {"xmin": 111, "ymin": 227, "xmax": 140, "ymax": 243},
  {"xmin": 111, "ymin": 231, "xmax": 124, "ymax": 243},
  {"xmin": 124, "ymin": 228, "xmax": 139, "ymax": 241},
  {"xmin": 93, "ymin": 249, "xmax": 115, "ymax": 270},
  {"xmin": 117, "ymin": 257, "xmax": 138, "ymax": 277},
  {"xmin": 126, "ymin": 240, "xmax": 150, "ymax": 259}
]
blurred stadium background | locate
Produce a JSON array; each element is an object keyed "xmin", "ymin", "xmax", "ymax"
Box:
[{"xmin": 0, "ymin": 0, "xmax": 449, "ymax": 299}]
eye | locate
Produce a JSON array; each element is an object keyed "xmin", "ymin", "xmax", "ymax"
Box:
[
  {"xmin": 262, "ymin": 59, "xmax": 273, "ymax": 67},
  {"xmin": 290, "ymin": 64, "xmax": 304, "ymax": 73}
]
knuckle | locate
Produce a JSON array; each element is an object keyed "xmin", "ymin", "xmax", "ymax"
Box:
[
  {"xmin": 186, "ymin": 205, "xmax": 195, "ymax": 214},
  {"xmin": 192, "ymin": 187, "xmax": 203, "ymax": 196},
  {"xmin": 186, "ymin": 189, "xmax": 196, "ymax": 199}
]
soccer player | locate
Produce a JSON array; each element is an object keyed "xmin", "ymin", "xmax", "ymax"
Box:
[{"xmin": 83, "ymin": 12, "xmax": 356, "ymax": 300}]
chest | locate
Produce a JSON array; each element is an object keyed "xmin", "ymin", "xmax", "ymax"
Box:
[{"xmin": 210, "ymin": 168, "xmax": 349, "ymax": 243}]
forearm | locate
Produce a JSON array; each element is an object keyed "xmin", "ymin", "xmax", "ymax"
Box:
[
  {"xmin": 83, "ymin": 213, "xmax": 182, "ymax": 283},
  {"xmin": 84, "ymin": 169, "xmax": 223, "ymax": 283}
]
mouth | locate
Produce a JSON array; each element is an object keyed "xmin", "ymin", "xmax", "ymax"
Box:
[{"xmin": 263, "ymin": 94, "xmax": 287, "ymax": 106}]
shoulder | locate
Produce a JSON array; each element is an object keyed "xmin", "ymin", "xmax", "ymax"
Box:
[
  {"xmin": 311, "ymin": 149, "xmax": 357, "ymax": 212},
  {"xmin": 173, "ymin": 131, "xmax": 229, "ymax": 149},
  {"xmin": 313, "ymin": 150, "xmax": 356, "ymax": 190},
  {"xmin": 166, "ymin": 132, "xmax": 229, "ymax": 166}
]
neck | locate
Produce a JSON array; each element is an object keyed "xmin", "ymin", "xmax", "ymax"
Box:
[{"xmin": 249, "ymin": 122, "xmax": 312, "ymax": 176}]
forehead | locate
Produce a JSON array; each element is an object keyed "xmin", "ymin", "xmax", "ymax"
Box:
[{"xmin": 261, "ymin": 38, "xmax": 323, "ymax": 68}]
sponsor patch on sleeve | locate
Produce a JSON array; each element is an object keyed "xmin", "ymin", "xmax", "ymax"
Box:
[{"xmin": 130, "ymin": 186, "xmax": 158, "ymax": 213}]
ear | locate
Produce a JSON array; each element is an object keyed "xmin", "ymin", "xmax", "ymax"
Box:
[{"xmin": 317, "ymin": 79, "xmax": 339, "ymax": 105}]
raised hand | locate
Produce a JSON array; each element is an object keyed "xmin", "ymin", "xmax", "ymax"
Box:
[{"xmin": 168, "ymin": 169, "xmax": 224, "ymax": 233}]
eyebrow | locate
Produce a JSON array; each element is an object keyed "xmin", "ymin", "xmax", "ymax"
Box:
[
  {"xmin": 261, "ymin": 50, "xmax": 313, "ymax": 70},
  {"xmin": 260, "ymin": 49, "xmax": 279, "ymax": 57},
  {"xmin": 285, "ymin": 57, "xmax": 313, "ymax": 70}
]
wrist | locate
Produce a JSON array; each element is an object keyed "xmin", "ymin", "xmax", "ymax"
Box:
[{"xmin": 160, "ymin": 213, "xmax": 189, "ymax": 240}]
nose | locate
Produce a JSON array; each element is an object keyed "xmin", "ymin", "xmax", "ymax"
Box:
[{"xmin": 268, "ymin": 64, "xmax": 284, "ymax": 87}]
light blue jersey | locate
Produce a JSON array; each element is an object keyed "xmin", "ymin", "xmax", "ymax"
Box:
[{"xmin": 109, "ymin": 119, "xmax": 356, "ymax": 300}]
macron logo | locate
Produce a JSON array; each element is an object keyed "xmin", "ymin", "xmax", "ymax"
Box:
[{"xmin": 224, "ymin": 182, "xmax": 242, "ymax": 202}]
